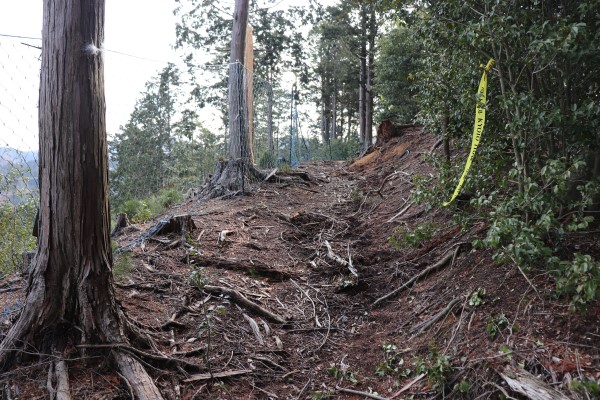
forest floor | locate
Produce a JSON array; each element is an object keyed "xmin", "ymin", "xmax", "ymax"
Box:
[{"xmin": 1, "ymin": 127, "xmax": 599, "ymax": 399}]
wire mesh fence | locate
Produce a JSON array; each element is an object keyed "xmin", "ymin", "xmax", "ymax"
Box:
[{"xmin": 0, "ymin": 36, "xmax": 40, "ymax": 272}]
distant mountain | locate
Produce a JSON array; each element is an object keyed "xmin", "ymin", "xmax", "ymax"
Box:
[
  {"xmin": 0, "ymin": 147, "xmax": 38, "ymax": 167},
  {"xmin": 0, "ymin": 147, "xmax": 39, "ymax": 204}
]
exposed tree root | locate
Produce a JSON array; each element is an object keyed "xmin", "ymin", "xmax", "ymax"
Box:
[
  {"xmin": 410, "ymin": 297, "xmax": 462, "ymax": 335},
  {"xmin": 202, "ymin": 285, "xmax": 286, "ymax": 324},
  {"xmin": 188, "ymin": 256, "xmax": 293, "ymax": 281},
  {"xmin": 372, "ymin": 247, "xmax": 458, "ymax": 307},
  {"xmin": 200, "ymin": 159, "xmax": 266, "ymax": 200},
  {"xmin": 114, "ymin": 351, "xmax": 164, "ymax": 399}
]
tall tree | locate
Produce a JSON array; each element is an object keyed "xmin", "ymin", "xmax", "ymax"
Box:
[{"xmin": 0, "ymin": 1, "xmax": 162, "ymax": 397}]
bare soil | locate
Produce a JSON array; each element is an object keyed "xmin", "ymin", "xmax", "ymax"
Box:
[{"xmin": 1, "ymin": 128, "xmax": 598, "ymax": 399}]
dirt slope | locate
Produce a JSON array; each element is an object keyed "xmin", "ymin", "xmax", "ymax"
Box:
[{"xmin": 1, "ymin": 127, "xmax": 598, "ymax": 399}]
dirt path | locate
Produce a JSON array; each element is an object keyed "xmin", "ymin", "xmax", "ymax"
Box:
[{"xmin": 1, "ymin": 128, "xmax": 598, "ymax": 399}]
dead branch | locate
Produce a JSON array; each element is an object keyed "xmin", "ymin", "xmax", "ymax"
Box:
[
  {"xmin": 335, "ymin": 386, "xmax": 390, "ymax": 400},
  {"xmin": 372, "ymin": 249, "xmax": 456, "ymax": 307},
  {"xmin": 324, "ymin": 241, "xmax": 358, "ymax": 277},
  {"xmin": 386, "ymin": 201, "xmax": 414, "ymax": 223},
  {"xmin": 499, "ymin": 365, "xmax": 570, "ymax": 400},
  {"xmin": 410, "ymin": 297, "xmax": 462, "ymax": 335},
  {"xmin": 203, "ymin": 285, "xmax": 286, "ymax": 324},
  {"xmin": 183, "ymin": 369, "xmax": 252, "ymax": 383},
  {"xmin": 390, "ymin": 373, "xmax": 426, "ymax": 399},
  {"xmin": 243, "ymin": 314, "xmax": 264, "ymax": 345}
]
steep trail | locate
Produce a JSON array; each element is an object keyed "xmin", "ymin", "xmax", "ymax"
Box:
[{"xmin": 1, "ymin": 127, "xmax": 598, "ymax": 398}]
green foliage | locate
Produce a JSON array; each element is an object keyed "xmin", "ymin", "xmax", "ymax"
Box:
[
  {"xmin": 453, "ymin": 379, "xmax": 471, "ymax": 396},
  {"xmin": 257, "ymin": 150, "xmax": 276, "ymax": 169},
  {"xmin": 327, "ymin": 362, "xmax": 360, "ymax": 384},
  {"xmin": 375, "ymin": 21, "xmax": 420, "ymax": 123},
  {"xmin": 413, "ymin": 348, "xmax": 452, "ymax": 392},
  {"xmin": 120, "ymin": 199, "xmax": 152, "ymax": 223},
  {"xmin": 486, "ymin": 314, "xmax": 509, "ymax": 339},
  {"xmin": 0, "ymin": 169, "xmax": 37, "ymax": 274},
  {"xmin": 555, "ymin": 254, "xmax": 600, "ymax": 311},
  {"xmin": 189, "ymin": 268, "xmax": 208, "ymax": 290},
  {"xmin": 469, "ymin": 288, "xmax": 486, "ymax": 307},
  {"xmin": 389, "ymin": 222, "xmax": 436, "ymax": 248},
  {"xmin": 112, "ymin": 252, "xmax": 134, "ymax": 281},
  {"xmin": 308, "ymin": 136, "xmax": 361, "ymax": 161},
  {"xmin": 570, "ymin": 379, "xmax": 600, "ymax": 396},
  {"xmin": 375, "ymin": 342, "xmax": 412, "ymax": 378}
]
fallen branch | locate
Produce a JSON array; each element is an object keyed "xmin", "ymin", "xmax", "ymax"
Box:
[
  {"xmin": 183, "ymin": 369, "xmax": 252, "ymax": 383},
  {"xmin": 203, "ymin": 285, "xmax": 286, "ymax": 324},
  {"xmin": 324, "ymin": 241, "xmax": 358, "ymax": 277},
  {"xmin": 372, "ymin": 249, "xmax": 456, "ymax": 307},
  {"xmin": 335, "ymin": 386, "xmax": 390, "ymax": 400},
  {"xmin": 386, "ymin": 202, "xmax": 414, "ymax": 223},
  {"xmin": 390, "ymin": 373, "xmax": 426, "ymax": 399},
  {"xmin": 499, "ymin": 365, "xmax": 570, "ymax": 400}
]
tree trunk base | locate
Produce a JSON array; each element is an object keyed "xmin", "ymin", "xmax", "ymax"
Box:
[{"xmin": 200, "ymin": 159, "xmax": 266, "ymax": 200}]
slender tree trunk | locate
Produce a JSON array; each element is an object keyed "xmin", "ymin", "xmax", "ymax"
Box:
[
  {"xmin": 365, "ymin": 3, "xmax": 376, "ymax": 147},
  {"xmin": 0, "ymin": 0, "xmax": 162, "ymax": 398},
  {"xmin": 442, "ymin": 113, "xmax": 450, "ymax": 164},
  {"xmin": 359, "ymin": 2, "xmax": 368, "ymax": 149},
  {"xmin": 332, "ymin": 86, "xmax": 337, "ymax": 140},
  {"xmin": 228, "ymin": 0, "xmax": 250, "ymax": 159}
]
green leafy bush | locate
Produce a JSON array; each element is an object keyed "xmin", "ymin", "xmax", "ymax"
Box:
[
  {"xmin": 389, "ymin": 222, "xmax": 437, "ymax": 248},
  {"xmin": 555, "ymin": 254, "xmax": 600, "ymax": 310}
]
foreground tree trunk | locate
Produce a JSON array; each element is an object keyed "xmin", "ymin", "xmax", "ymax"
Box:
[{"xmin": 0, "ymin": 1, "xmax": 162, "ymax": 398}]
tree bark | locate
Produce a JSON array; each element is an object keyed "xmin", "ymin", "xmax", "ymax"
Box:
[
  {"xmin": 228, "ymin": 0, "xmax": 250, "ymax": 159},
  {"xmin": 365, "ymin": 3, "xmax": 376, "ymax": 147},
  {"xmin": 0, "ymin": 1, "xmax": 162, "ymax": 397}
]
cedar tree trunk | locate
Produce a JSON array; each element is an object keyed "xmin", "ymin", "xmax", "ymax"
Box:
[{"xmin": 0, "ymin": 1, "xmax": 163, "ymax": 398}]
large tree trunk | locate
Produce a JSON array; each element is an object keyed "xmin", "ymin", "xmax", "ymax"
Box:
[{"xmin": 0, "ymin": 1, "xmax": 162, "ymax": 398}]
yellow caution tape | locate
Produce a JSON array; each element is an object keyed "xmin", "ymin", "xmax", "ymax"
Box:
[{"xmin": 443, "ymin": 58, "xmax": 494, "ymax": 206}]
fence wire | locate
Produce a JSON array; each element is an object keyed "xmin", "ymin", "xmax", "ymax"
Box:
[{"xmin": 0, "ymin": 36, "xmax": 40, "ymax": 272}]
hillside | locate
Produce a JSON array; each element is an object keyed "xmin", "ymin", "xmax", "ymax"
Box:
[{"xmin": 0, "ymin": 128, "xmax": 598, "ymax": 399}]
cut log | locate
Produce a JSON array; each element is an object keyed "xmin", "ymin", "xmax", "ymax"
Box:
[
  {"xmin": 375, "ymin": 120, "xmax": 415, "ymax": 145},
  {"xmin": 111, "ymin": 213, "xmax": 130, "ymax": 237},
  {"xmin": 500, "ymin": 365, "xmax": 570, "ymax": 400},
  {"xmin": 117, "ymin": 215, "xmax": 196, "ymax": 254}
]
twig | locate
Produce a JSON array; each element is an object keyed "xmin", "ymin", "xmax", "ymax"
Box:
[
  {"xmin": 324, "ymin": 240, "xmax": 358, "ymax": 277},
  {"xmin": 183, "ymin": 369, "xmax": 252, "ymax": 383},
  {"xmin": 386, "ymin": 201, "xmax": 414, "ymax": 223},
  {"xmin": 372, "ymin": 249, "xmax": 456, "ymax": 307},
  {"xmin": 335, "ymin": 385, "xmax": 390, "ymax": 400},
  {"xmin": 390, "ymin": 373, "xmax": 426, "ymax": 398}
]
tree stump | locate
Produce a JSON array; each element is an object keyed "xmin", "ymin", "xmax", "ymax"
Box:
[{"xmin": 110, "ymin": 213, "xmax": 130, "ymax": 237}]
